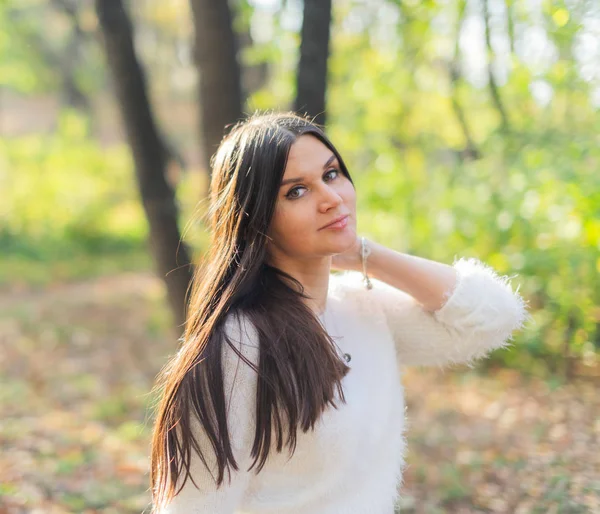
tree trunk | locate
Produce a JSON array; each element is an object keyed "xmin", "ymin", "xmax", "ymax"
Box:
[
  {"xmin": 294, "ymin": 0, "xmax": 332, "ymax": 127},
  {"xmin": 95, "ymin": 0, "xmax": 192, "ymax": 331},
  {"xmin": 482, "ymin": 0, "xmax": 510, "ymax": 133},
  {"xmin": 51, "ymin": 0, "xmax": 91, "ymax": 113},
  {"xmin": 6, "ymin": 4, "xmax": 91, "ymax": 115},
  {"xmin": 505, "ymin": 0, "xmax": 515, "ymax": 55},
  {"xmin": 449, "ymin": 0, "xmax": 480, "ymax": 161},
  {"xmin": 189, "ymin": 0, "xmax": 243, "ymax": 178},
  {"xmin": 234, "ymin": 0, "xmax": 269, "ymax": 100}
]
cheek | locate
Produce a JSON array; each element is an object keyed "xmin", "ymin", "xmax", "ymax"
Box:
[
  {"xmin": 270, "ymin": 201, "xmax": 313, "ymax": 239},
  {"xmin": 341, "ymin": 181, "xmax": 357, "ymax": 207}
]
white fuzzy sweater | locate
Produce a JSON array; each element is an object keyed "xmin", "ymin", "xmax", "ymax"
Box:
[{"xmin": 162, "ymin": 257, "xmax": 530, "ymax": 514}]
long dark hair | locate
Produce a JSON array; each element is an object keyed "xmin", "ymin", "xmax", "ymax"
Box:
[{"xmin": 150, "ymin": 111, "xmax": 355, "ymax": 508}]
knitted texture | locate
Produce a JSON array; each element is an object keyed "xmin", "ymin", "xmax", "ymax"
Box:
[{"xmin": 160, "ymin": 257, "xmax": 530, "ymax": 513}]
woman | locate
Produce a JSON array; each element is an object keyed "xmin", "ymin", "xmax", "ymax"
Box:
[{"xmin": 150, "ymin": 111, "xmax": 529, "ymax": 513}]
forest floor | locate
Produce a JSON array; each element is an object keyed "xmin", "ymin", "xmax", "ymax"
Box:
[{"xmin": 1, "ymin": 272, "xmax": 598, "ymax": 514}]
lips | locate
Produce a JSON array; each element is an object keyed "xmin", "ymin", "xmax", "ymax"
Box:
[{"xmin": 321, "ymin": 214, "xmax": 349, "ymax": 230}]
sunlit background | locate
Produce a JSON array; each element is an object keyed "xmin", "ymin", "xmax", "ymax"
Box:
[{"xmin": 1, "ymin": 0, "xmax": 599, "ymax": 512}]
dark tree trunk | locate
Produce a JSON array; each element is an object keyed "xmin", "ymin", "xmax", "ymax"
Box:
[
  {"xmin": 189, "ymin": 0, "xmax": 243, "ymax": 178},
  {"xmin": 294, "ymin": 0, "xmax": 332, "ymax": 127},
  {"xmin": 95, "ymin": 0, "xmax": 192, "ymax": 331}
]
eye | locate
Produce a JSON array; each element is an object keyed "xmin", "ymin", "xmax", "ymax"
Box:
[
  {"xmin": 324, "ymin": 168, "xmax": 339, "ymax": 181},
  {"xmin": 285, "ymin": 168, "xmax": 340, "ymax": 200},
  {"xmin": 285, "ymin": 186, "xmax": 306, "ymax": 199}
]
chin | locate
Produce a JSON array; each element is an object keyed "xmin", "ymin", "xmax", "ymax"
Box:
[{"xmin": 336, "ymin": 229, "xmax": 357, "ymax": 248}]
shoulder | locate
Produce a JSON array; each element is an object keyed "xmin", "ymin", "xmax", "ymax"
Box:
[
  {"xmin": 328, "ymin": 271, "xmax": 380, "ymax": 322},
  {"xmin": 223, "ymin": 310, "xmax": 260, "ymax": 349},
  {"xmin": 328, "ymin": 270, "xmax": 366, "ymax": 298}
]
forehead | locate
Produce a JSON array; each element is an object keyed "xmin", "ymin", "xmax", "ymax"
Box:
[{"xmin": 284, "ymin": 135, "xmax": 335, "ymax": 175}]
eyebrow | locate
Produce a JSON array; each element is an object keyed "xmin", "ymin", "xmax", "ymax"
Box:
[{"xmin": 280, "ymin": 154, "xmax": 337, "ymax": 187}]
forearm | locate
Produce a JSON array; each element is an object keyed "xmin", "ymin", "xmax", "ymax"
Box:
[{"xmin": 366, "ymin": 239, "xmax": 458, "ymax": 313}]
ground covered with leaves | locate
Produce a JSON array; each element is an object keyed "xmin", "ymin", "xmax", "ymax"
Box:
[{"xmin": 1, "ymin": 273, "xmax": 598, "ymax": 513}]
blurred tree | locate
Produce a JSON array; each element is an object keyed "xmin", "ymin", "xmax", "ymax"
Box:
[
  {"xmin": 3, "ymin": 1, "xmax": 93, "ymax": 113},
  {"xmin": 482, "ymin": 0, "xmax": 510, "ymax": 133},
  {"xmin": 235, "ymin": 0, "xmax": 269, "ymax": 100},
  {"xmin": 189, "ymin": 0, "xmax": 243, "ymax": 177},
  {"xmin": 95, "ymin": 0, "xmax": 192, "ymax": 331},
  {"xmin": 505, "ymin": 0, "xmax": 516, "ymax": 54},
  {"xmin": 49, "ymin": 0, "xmax": 92, "ymax": 113},
  {"xmin": 294, "ymin": 0, "xmax": 332, "ymax": 127},
  {"xmin": 448, "ymin": 0, "xmax": 480, "ymax": 160}
]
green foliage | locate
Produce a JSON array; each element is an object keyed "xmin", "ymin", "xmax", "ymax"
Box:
[
  {"xmin": 0, "ymin": 0, "xmax": 102, "ymax": 95},
  {"xmin": 0, "ymin": 1, "xmax": 53, "ymax": 92},
  {"xmin": 0, "ymin": 110, "xmax": 151, "ymax": 285}
]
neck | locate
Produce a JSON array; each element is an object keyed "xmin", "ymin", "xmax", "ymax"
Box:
[{"xmin": 267, "ymin": 253, "xmax": 331, "ymax": 316}]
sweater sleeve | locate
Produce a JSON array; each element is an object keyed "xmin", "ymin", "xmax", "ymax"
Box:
[
  {"xmin": 335, "ymin": 257, "xmax": 531, "ymax": 369},
  {"xmin": 161, "ymin": 312, "xmax": 260, "ymax": 513}
]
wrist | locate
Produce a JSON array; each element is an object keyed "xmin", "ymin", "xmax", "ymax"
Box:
[
  {"xmin": 360, "ymin": 236, "xmax": 379, "ymax": 288},
  {"xmin": 361, "ymin": 238, "xmax": 385, "ymax": 280}
]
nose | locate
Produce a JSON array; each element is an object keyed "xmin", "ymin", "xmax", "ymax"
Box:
[{"xmin": 318, "ymin": 183, "xmax": 343, "ymax": 211}]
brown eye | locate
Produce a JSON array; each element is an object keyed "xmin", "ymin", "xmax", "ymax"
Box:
[{"xmin": 286, "ymin": 186, "xmax": 306, "ymax": 199}]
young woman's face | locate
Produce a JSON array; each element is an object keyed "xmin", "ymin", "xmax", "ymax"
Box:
[{"xmin": 267, "ymin": 134, "xmax": 357, "ymax": 261}]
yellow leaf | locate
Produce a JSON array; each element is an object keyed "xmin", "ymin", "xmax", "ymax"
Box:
[{"xmin": 552, "ymin": 9, "xmax": 569, "ymax": 27}]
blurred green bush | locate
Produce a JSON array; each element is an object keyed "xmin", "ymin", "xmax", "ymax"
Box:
[{"xmin": 0, "ymin": 111, "xmax": 151, "ymax": 286}]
